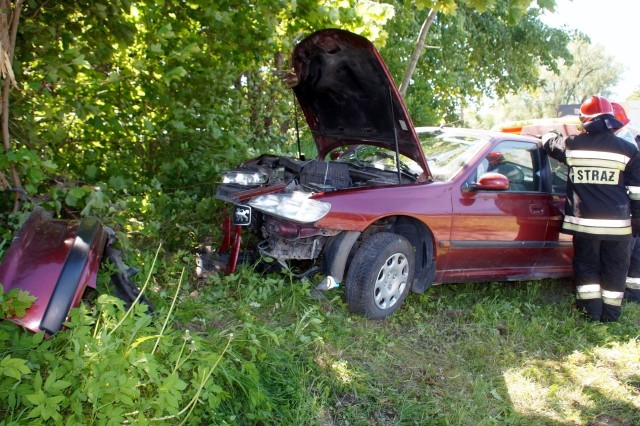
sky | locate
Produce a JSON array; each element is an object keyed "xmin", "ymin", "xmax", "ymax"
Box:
[{"xmin": 540, "ymin": 0, "xmax": 637, "ymax": 101}]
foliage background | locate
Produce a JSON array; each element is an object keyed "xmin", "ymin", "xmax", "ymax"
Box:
[{"xmin": 2, "ymin": 0, "xmax": 574, "ymax": 245}]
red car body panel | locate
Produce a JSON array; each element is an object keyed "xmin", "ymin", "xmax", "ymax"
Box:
[
  {"xmin": 0, "ymin": 208, "xmax": 108, "ymax": 334},
  {"xmin": 313, "ymin": 181, "xmax": 446, "ymax": 232}
]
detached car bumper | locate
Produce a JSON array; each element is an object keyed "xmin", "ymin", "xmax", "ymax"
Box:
[{"xmin": 0, "ymin": 208, "xmax": 149, "ymax": 335}]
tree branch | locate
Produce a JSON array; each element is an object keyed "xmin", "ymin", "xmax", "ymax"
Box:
[
  {"xmin": 1, "ymin": 0, "xmax": 24, "ymax": 212},
  {"xmin": 399, "ymin": 8, "xmax": 438, "ymax": 97}
]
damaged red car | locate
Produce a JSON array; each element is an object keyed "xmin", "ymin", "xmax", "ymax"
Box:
[{"xmin": 210, "ymin": 29, "xmax": 573, "ymax": 319}]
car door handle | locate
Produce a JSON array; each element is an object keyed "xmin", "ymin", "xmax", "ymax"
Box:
[{"xmin": 529, "ymin": 204, "xmax": 545, "ymax": 215}]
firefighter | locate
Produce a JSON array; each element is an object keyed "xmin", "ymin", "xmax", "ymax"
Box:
[
  {"xmin": 543, "ymin": 95, "xmax": 640, "ymax": 322},
  {"xmin": 612, "ymin": 102, "xmax": 640, "ymax": 303}
]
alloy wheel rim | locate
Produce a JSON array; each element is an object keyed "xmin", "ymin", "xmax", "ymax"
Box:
[{"xmin": 373, "ymin": 252, "xmax": 409, "ymax": 309}]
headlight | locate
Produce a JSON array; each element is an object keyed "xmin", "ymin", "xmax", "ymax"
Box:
[
  {"xmin": 248, "ymin": 191, "xmax": 331, "ymax": 223},
  {"xmin": 222, "ymin": 170, "xmax": 267, "ymax": 186}
]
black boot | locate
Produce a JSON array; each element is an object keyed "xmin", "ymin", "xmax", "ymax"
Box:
[{"xmin": 576, "ymin": 298, "xmax": 603, "ymax": 322}]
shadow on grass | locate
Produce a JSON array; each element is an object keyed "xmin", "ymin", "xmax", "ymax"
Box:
[{"xmin": 310, "ymin": 278, "xmax": 640, "ymax": 425}]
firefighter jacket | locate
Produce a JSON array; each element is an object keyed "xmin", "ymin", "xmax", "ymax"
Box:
[{"xmin": 543, "ymin": 115, "xmax": 640, "ymax": 240}]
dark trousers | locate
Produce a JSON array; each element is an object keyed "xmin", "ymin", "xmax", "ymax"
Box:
[
  {"xmin": 572, "ymin": 236, "xmax": 630, "ymax": 322},
  {"xmin": 626, "ymin": 237, "xmax": 640, "ymax": 302}
]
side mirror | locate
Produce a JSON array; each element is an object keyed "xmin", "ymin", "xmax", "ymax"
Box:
[{"xmin": 465, "ymin": 172, "xmax": 510, "ymax": 192}]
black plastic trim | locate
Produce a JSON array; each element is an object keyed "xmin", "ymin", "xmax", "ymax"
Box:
[
  {"xmin": 321, "ymin": 231, "xmax": 361, "ymax": 282},
  {"xmin": 445, "ymin": 240, "xmax": 572, "ymax": 249}
]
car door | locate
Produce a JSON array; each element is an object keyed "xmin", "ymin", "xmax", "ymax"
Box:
[
  {"xmin": 535, "ymin": 152, "xmax": 573, "ymax": 275},
  {"xmin": 443, "ymin": 140, "xmax": 551, "ymax": 281}
]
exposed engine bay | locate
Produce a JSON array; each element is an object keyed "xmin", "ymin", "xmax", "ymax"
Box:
[
  {"xmin": 216, "ymin": 149, "xmax": 420, "ymax": 203},
  {"xmin": 214, "ymin": 149, "xmax": 420, "ymax": 263}
]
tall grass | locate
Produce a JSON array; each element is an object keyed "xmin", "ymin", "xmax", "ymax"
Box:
[{"xmin": 2, "ymin": 256, "xmax": 639, "ymax": 425}]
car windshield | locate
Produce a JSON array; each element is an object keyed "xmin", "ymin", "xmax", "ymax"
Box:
[
  {"xmin": 417, "ymin": 128, "xmax": 490, "ymax": 182},
  {"xmin": 335, "ymin": 145, "xmax": 422, "ymax": 177}
]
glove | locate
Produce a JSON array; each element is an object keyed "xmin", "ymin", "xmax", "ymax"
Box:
[
  {"xmin": 632, "ymin": 218, "xmax": 640, "ymax": 237},
  {"xmin": 541, "ymin": 130, "xmax": 562, "ymax": 143}
]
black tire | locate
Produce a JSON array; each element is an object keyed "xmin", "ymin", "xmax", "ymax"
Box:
[{"xmin": 345, "ymin": 232, "xmax": 414, "ymax": 319}]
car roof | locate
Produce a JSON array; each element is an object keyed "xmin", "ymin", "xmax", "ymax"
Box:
[{"xmin": 414, "ymin": 126, "xmax": 541, "ymax": 144}]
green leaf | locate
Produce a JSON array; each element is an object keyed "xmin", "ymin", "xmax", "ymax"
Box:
[
  {"xmin": 71, "ymin": 54, "xmax": 89, "ymax": 67},
  {"xmin": 44, "ymin": 371, "xmax": 71, "ymax": 395},
  {"xmin": 27, "ymin": 405, "xmax": 44, "ymax": 419},
  {"xmin": 25, "ymin": 389, "xmax": 46, "ymax": 406},
  {"xmin": 65, "ymin": 187, "xmax": 86, "ymax": 207},
  {"xmin": 41, "ymin": 159, "xmax": 58, "ymax": 171},
  {"xmin": 144, "ymin": 118, "xmax": 155, "ymax": 132},
  {"xmin": 85, "ymin": 164, "xmax": 98, "ymax": 179},
  {"xmin": 33, "ymin": 370, "xmax": 42, "ymax": 392},
  {"xmin": 80, "ymin": 189, "xmax": 109, "ymax": 216},
  {"xmin": 157, "ymin": 23, "xmax": 175, "ymax": 39},
  {"xmin": 182, "ymin": 42, "xmax": 201, "ymax": 55},
  {"xmin": 32, "ymin": 331, "xmax": 45, "ymax": 345},
  {"xmin": 0, "ymin": 356, "xmax": 31, "ymax": 380},
  {"xmin": 164, "ymin": 66, "xmax": 187, "ymax": 81},
  {"xmin": 108, "ymin": 175, "xmax": 128, "ymax": 191},
  {"xmin": 537, "ymin": 0, "xmax": 557, "ymax": 11},
  {"xmin": 1, "ymin": 288, "xmax": 36, "ymax": 318}
]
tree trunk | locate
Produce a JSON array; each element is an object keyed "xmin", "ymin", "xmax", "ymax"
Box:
[
  {"xmin": 399, "ymin": 8, "xmax": 438, "ymax": 98},
  {"xmin": 0, "ymin": 0, "xmax": 23, "ymax": 212}
]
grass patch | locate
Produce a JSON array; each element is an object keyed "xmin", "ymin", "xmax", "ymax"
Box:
[
  {"xmin": 2, "ymin": 258, "xmax": 639, "ymax": 424},
  {"xmin": 287, "ymin": 278, "xmax": 640, "ymax": 425}
]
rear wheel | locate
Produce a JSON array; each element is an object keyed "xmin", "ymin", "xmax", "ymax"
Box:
[{"xmin": 345, "ymin": 232, "xmax": 414, "ymax": 319}]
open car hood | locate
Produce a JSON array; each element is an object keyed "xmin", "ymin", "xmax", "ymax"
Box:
[{"xmin": 292, "ymin": 29, "xmax": 430, "ymax": 174}]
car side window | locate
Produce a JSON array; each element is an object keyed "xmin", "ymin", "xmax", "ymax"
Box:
[
  {"xmin": 549, "ymin": 157, "xmax": 568, "ymax": 195},
  {"xmin": 470, "ymin": 141, "xmax": 540, "ymax": 191}
]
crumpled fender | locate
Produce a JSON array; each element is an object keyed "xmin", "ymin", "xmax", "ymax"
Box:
[{"xmin": 0, "ymin": 208, "xmax": 109, "ymax": 335}]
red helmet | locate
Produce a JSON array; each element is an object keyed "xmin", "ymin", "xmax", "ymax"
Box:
[
  {"xmin": 487, "ymin": 152, "xmax": 505, "ymax": 165},
  {"xmin": 611, "ymin": 102, "xmax": 630, "ymax": 126},
  {"xmin": 580, "ymin": 95, "xmax": 614, "ymax": 121}
]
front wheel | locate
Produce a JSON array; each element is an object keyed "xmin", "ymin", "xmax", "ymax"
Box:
[{"xmin": 345, "ymin": 232, "xmax": 414, "ymax": 319}]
